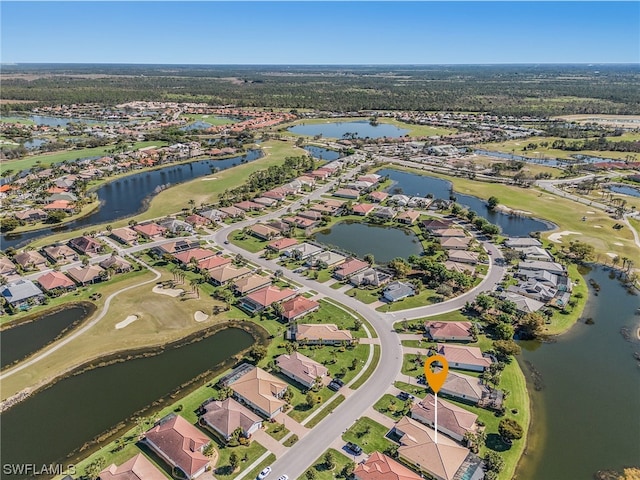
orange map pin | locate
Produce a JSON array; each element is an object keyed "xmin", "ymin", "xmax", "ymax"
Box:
[{"xmin": 424, "ymin": 355, "xmax": 449, "ymax": 393}]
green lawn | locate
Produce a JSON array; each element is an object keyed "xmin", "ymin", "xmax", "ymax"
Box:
[
  {"xmin": 229, "ymin": 230, "xmax": 268, "ymax": 253},
  {"xmin": 306, "ymin": 299, "xmax": 368, "ymax": 338},
  {"xmin": 296, "ymin": 344, "xmax": 370, "ymax": 386},
  {"xmin": 373, "ymin": 393, "xmax": 413, "ymax": 421},
  {"xmin": 341, "ymin": 417, "xmax": 394, "ymax": 455},
  {"xmin": 375, "ymin": 288, "xmax": 440, "ymax": 312},
  {"xmin": 350, "ymin": 345, "xmax": 380, "ymax": 390},
  {"xmin": 320, "ymin": 298, "xmax": 379, "ymax": 338},
  {"xmin": 215, "ymin": 441, "xmax": 268, "ymax": 480},
  {"xmin": 544, "ymin": 263, "xmax": 588, "ymax": 335},
  {"xmin": 182, "ymin": 113, "xmax": 236, "ymax": 126},
  {"xmin": 285, "ymin": 381, "xmax": 335, "ymax": 423},
  {"xmin": 330, "ymin": 281, "xmax": 345, "ymax": 289},
  {"xmin": 264, "ymin": 421, "xmax": 290, "ymax": 441},
  {"xmin": 393, "ymin": 381, "xmax": 428, "ymax": 398},
  {"xmin": 305, "ymin": 394, "xmax": 346, "ymax": 428},
  {"xmin": 244, "ymin": 454, "xmax": 276, "ymax": 480},
  {"xmin": 305, "ymin": 448, "xmax": 354, "ymax": 480},
  {"xmin": 345, "ymin": 287, "xmax": 380, "ymax": 304}
]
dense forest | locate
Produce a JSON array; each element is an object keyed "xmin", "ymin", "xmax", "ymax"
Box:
[{"xmin": 2, "ymin": 64, "xmax": 639, "ymax": 116}]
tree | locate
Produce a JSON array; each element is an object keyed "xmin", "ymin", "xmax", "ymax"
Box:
[
  {"xmin": 305, "ymin": 469, "xmax": 317, "ymax": 480},
  {"xmin": 475, "ymin": 293, "xmax": 494, "ymax": 311},
  {"xmin": 271, "ymin": 301, "xmax": 284, "ymax": 319},
  {"xmin": 0, "ymin": 216, "xmax": 20, "ymax": 232},
  {"xmin": 323, "ymin": 450, "xmax": 335, "ymax": 469},
  {"xmin": 341, "ymin": 461, "xmax": 356, "ymax": 478},
  {"xmin": 568, "ymin": 240, "xmax": 595, "ymax": 262},
  {"xmin": 351, "ymin": 358, "xmax": 359, "ymax": 370},
  {"xmin": 46, "ymin": 210, "xmax": 66, "ymax": 223},
  {"xmin": 390, "ymin": 257, "xmax": 411, "ymax": 278},
  {"xmin": 487, "ymin": 196, "xmax": 499, "ymax": 210},
  {"xmin": 363, "ymin": 253, "xmax": 375, "ymax": 265},
  {"xmin": 203, "ymin": 443, "xmax": 215, "ymax": 457},
  {"xmin": 229, "ymin": 452, "xmax": 240, "ymax": 471},
  {"xmin": 498, "ymin": 418, "xmax": 523, "ymax": 443},
  {"xmin": 306, "ymin": 392, "xmax": 318, "ymax": 408},
  {"xmin": 493, "ymin": 339, "xmax": 521, "ymax": 358},
  {"xmin": 484, "ymin": 451, "xmax": 505, "ymax": 473},
  {"xmin": 84, "ymin": 457, "xmax": 106, "ymax": 480},
  {"xmin": 495, "ymin": 322, "xmax": 515, "ymax": 340},
  {"xmin": 519, "ymin": 312, "xmax": 545, "ymax": 339},
  {"xmin": 250, "ymin": 344, "xmax": 267, "ymax": 362}
]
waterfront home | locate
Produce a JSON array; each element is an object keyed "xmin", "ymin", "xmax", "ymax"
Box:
[
  {"xmin": 185, "ymin": 214, "xmax": 210, "ymax": 227},
  {"xmin": 99, "ymin": 453, "xmax": 167, "ymax": 480},
  {"xmin": 291, "ymin": 323, "xmax": 354, "ymax": 345},
  {"xmin": 283, "ymin": 242, "xmax": 323, "ymax": 261},
  {"xmin": 393, "ymin": 416, "xmax": 483, "ymax": 480},
  {"xmin": 499, "ymin": 291, "xmax": 546, "ymax": 314},
  {"xmin": 517, "ymin": 246, "xmax": 553, "ymax": 261},
  {"xmin": 358, "ymin": 173, "xmax": 382, "ymax": 185},
  {"xmin": 280, "ymin": 295, "xmax": 320, "ymax": 322},
  {"xmin": 374, "ymin": 206, "xmax": 397, "ymax": 220},
  {"xmin": 199, "ymin": 208, "xmax": 227, "ymax": 222},
  {"xmin": 383, "ymin": 281, "xmax": 415, "ymax": 302},
  {"xmin": 134, "ymin": 222, "xmax": 167, "ymax": 239},
  {"xmin": 14, "ymin": 250, "xmax": 48, "ymax": 271},
  {"xmin": 447, "ymin": 250, "xmax": 480, "ymax": 265},
  {"xmin": 0, "ymin": 257, "xmax": 18, "ymax": 279},
  {"xmin": 396, "ymin": 209, "xmax": 421, "ymax": 225},
  {"xmin": 173, "ymin": 248, "xmax": 216, "ymax": 266},
  {"xmin": 507, "ymin": 280, "xmax": 557, "ymax": 303},
  {"xmin": 37, "ymin": 271, "xmax": 76, "ymax": 293},
  {"xmin": 410, "ymin": 394, "xmax": 479, "ymax": 442},
  {"xmin": 267, "ymin": 237, "xmax": 299, "ymax": 253},
  {"xmin": 349, "ymin": 267, "xmax": 392, "ymax": 287},
  {"xmin": 158, "ymin": 218, "xmax": 194, "ymax": 234},
  {"xmin": 516, "ymin": 269, "xmax": 571, "ymax": 291},
  {"xmin": 298, "ymin": 210, "xmax": 323, "ymax": 222},
  {"xmin": 144, "ymin": 415, "xmax": 210, "ymax": 480},
  {"xmin": 208, "ymin": 264, "xmax": 252, "ymax": 286},
  {"xmin": 421, "ymin": 218, "xmax": 454, "ymax": 231},
  {"xmin": 305, "ymin": 250, "xmax": 347, "ymax": 268},
  {"xmin": 439, "ymin": 237, "xmax": 472, "ymax": 250},
  {"xmin": 440, "ymin": 371, "xmax": 492, "ymax": 404},
  {"xmin": 283, "ymin": 215, "xmax": 319, "ymax": 231},
  {"xmin": 354, "ymin": 452, "xmax": 422, "ymax": 480},
  {"xmin": 333, "ymin": 188, "xmax": 360, "ymax": 199},
  {"xmin": 425, "ymin": 321, "xmax": 474, "ymax": 342},
  {"xmin": 68, "ymin": 236, "xmax": 104, "ymax": 256},
  {"xmin": 519, "ymin": 260, "xmax": 566, "ymax": 275},
  {"xmin": 42, "ymin": 244, "xmax": 78, "ymax": 265},
  {"xmin": 14, "ymin": 208, "xmax": 47, "ymax": 223},
  {"xmin": 234, "ymin": 200, "xmax": 265, "ymax": 212},
  {"xmin": 67, "ymin": 264, "xmax": 106, "ymax": 285},
  {"xmin": 276, "ymin": 352, "xmax": 328, "ymax": 389},
  {"xmin": 219, "ymin": 206, "xmax": 245, "ymax": 218},
  {"xmin": 249, "ymin": 223, "xmax": 282, "ymax": 241},
  {"xmin": 352, "ymin": 203, "xmax": 376, "ymax": 216},
  {"xmin": 334, "ymin": 258, "xmax": 369, "ymax": 280},
  {"xmin": 42, "ymin": 200, "xmax": 75, "ymax": 212},
  {"xmin": 238, "ymin": 285, "xmax": 297, "ymax": 314},
  {"xmin": 408, "ymin": 196, "xmax": 432, "ymax": 209},
  {"xmin": 199, "ymin": 397, "xmax": 262, "ymax": 443},
  {"xmin": 99, "ymin": 255, "xmax": 132, "ymax": 273},
  {"xmin": 504, "ymin": 237, "xmax": 542, "ymax": 248},
  {"xmin": 437, "ymin": 344, "xmax": 492, "ymax": 372},
  {"xmin": 1, "ymin": 279, "xmax": 45, "ymax": 308},
  {"xmin": 110, "ymin": 226, "xmax": 139, "ymax": 245},
  {"xmin": 431, "ymin": 228, "xmax": 466, "ymax": 238},
  {"xmin": 197, "ymin": 255, "xmax": 232, "ymax": 273},
  {"xmin": 233, "ymin": 274, "xmax": 273, "ymax": 296},
  {"xmin": 389, "ymin": 194, "xmax": 411, "ymax": 206},
  {"xmin": 368, "ymin": 191, "xmax": 389, "ymax": 203},
  {"xmin": 229, "ymin": 366, "xmax": 288, "ymax": 419},
  {"xmin": 444, "ymin": 261, "xmax": 475, "ymax": 275},
  {"xmin": 46, "ymin": 192, "xmax": 77, "ymax": 203}
]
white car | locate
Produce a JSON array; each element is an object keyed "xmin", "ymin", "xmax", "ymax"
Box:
[
  {"xmin": 258, "ymin": 467, "xmax": 272, "ymax": 480},
  {"xmin": 277, "ymin": 476, "xmax": 288, "ymax": 480}
]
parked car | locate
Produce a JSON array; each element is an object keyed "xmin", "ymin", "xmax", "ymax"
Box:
[
  {"xmin": 277, "ymin": 475, "xmax": 288, "ymax": 480},
  {"xmin": 345, "ymin": 442, "xmax": 363, "ymax": 456},
  {"xmin": 328, "ymin": 378, "xmax": 345, "ymax": 391},
  {"xmin": 398, "ymin": 391, "xmax": 410, "ymax": 401},
  {"xmin": 258, "ymin": 467, "xmax": 272, "ymax": 480}
]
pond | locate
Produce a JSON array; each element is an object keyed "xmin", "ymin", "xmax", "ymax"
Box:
[
  {"xmin": 23, "ymin": 138, "xmax": 48, "ymax": 150},
  {"xmin": 180, "ymin": 120, "xmax": 213, "ymax": 131},
  {"xmin": 313, "ymin": 221, "xmax": 422, "ymax": 263},
  {"xmin": 29, "ymin": 115, "xmax": 113, "ymax": 127},
  {"xmin": 607, "ymin": 183, "xmax": 640, "ymax": 198},
  {"xmin": 517, "ymin": 267, "xmax": 640, "ymax": 479},
  {"xmin": 0, "ymin": 327, "xmax": 255, "ymax": 476},
  {"xmin": 1, "ymin": 149, "xmax": 263, "ymax": 250},
  {"xmin": 289, "ymin": 121, "xmax": 409, "ymax": 139},
  {"xmin": 1, "ymin": 304, "xmax": 94, "ymax": 368},
  {"xmin": 303, "ymin": 145, "xmax": 341, "ymax": 161},
  {"xmin": 377, "ymin": 168, "xmax": 553, "ymax": 237},
  {"xmin": 473, "ymin": 149, "xmax": 566, "ymax": 167}
]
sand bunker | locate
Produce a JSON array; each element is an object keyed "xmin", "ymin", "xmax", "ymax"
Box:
[
  {"xmin": 586, "ymin": 211, "xmax": 596, "ymax": 214},
  {"xmin": 152, "ymin": 285, "xmax": 184, "ymax": 297},
  {"xmin": 201, "ymin": 177, "xmax": 218, "ymax": 181},
  {"xmin": 548, "ymin": 231, "xmax": 581, "ymax": 243},
  {"xmin": 613, "ymin": 242, "xmax": 624, "ymax": 246},
  {"xmin": 194, "ymin": 311, "xmax": 209, "ymax": 322},
  {"xmin": 606, "ymin": 252, "xmax": 618, "ymax": 258},
  {"xmin": 116, "ymin": 315, "xmax": 138, "ymax": 330},
  {"xmin": 593, "ymin": 225, "xmax": 602, "ymax": 229}
]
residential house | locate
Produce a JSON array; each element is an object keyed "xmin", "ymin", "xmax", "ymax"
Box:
[
  {"xmin": 219, "ymin": 206, "xmax": 245, "ymax": 218},
  {"xmin": 349, "ymin": 268, "xmax": 392, "ymax": 287},
  {"xmin": 99, "ymin": 255, "xmax": 132, "ymax": 273},
  {"xmin": 276, "ymin": 352, "xmax": 328, "ymax": 389},
  {"xmin": 425, "ymin": 321, "xmax": 474, "ymax": 342},
  {"xmin": 517, "ymin": 246, "xmax": 553, "ymax": 261},
  {"xmin": 134, "ymin": 222, "xmax": 167, "ymax": 240},
  {"xmin": 358, "ymin": 174, "xmax": 381, "ymax": 185},
  {"xmin": 0, "ymin": 257, "xmax": 18, "ymax": 279},
  {"xmin": 396, "ymin": 210, "xmax": 421, "ymax": 225},
  {"xmin": 14, "ymin": 250, "xmax": 48, "ymax": 271},
  {"xmin": 261, "ymin": 189, "xmax": 288, "ymax": 202},
  {"xmin": 352, "ymin": 203, "xmax": 376, "ymax": 216},
  {"xmin": 431, "ymin": 228, "xmax": 466, "ymax": 238},
  {"xmin": 1, "ymin": 279, "xmax": 45, "ymax": 308},
  {"xmin": 447, "ymin": 251, "xmax": 480, "ymax": 265},
  {"xmin": 208, "ymin": 264, "xmax": 252, "ymax": 286},
  {"xmin": 374, "ymin": 206, "xmax": 397, "ymax": 220},
  {"xmin": 198, "ymin": 398, "xmax": 262, "ymax": 442},
  {"xmin": 234, "ymin": 200, "xmax": 264, "ymax": 212},
  {"xmin": 333, "ymin": 188, "xmax": 360, "ymax": 199},
  {"xmin": 296, "ymin": 175, "xmax": 316, "ymax": 187},
  {"xmin": 110, "ymin": 226, "xmax": 139, "ymax": 245},
  {"xmin": 297, "ymin": 210, "xmax": 323, "ymax": 222},
  {"xmin": 238, "ymin": 285, "xmax": 297, "ymax": 314},
  {"xmin": 99, "ymin": 453, "xmax": 167, "ymax": 480},
  {"xmin": 154, "ymin": 239, "xmax": 199, "ymax": 255},
  {"xmin": 389, "ymin": 194, "xmax": 411, "ymax": 206},
  {"xmin": 517, "ymin": 269, "xmax": 571, "ymax": 292},
  {"xmin": 42, "ymin": 244, "xmax": 78, "ymax": 265},
  {"xmin": 439, "ymin": 237, "xmax": 472, "ymax": 250},
  {"xmin": 292, "ymin": 323, "xmax": 354, "ymax": 345},
  {"xmin": 353, "ymin": 452, "xmax": 422, "ymax": 480},
  {"xmin": 410, "ymin": 394, "xmax": 479, "ymax": 442},
  {"xmin": 267, "ymin": 237, "xmax": 299, "ymax": 253},
  {"xmin": 499, "ymin": 291, "xmax": 546, "ymax": 314},
  {"xmin": 334, "ymin": 258, "xmax": 369, "ymax": 280},
  {"xmin": 249, "ymin": 224, "xmax": 281, "ymax": 241},
  {"xmin": 441, "ymin": 371, "xmax": 503, "ymax": 409},
  {"xmin": 173, "ymin": 248, "xmax": 216, "ymax": 266},
  {"xmin": 284, "ymin": 242, "xmax": 323, "ymax": 261},
  {"xmin": 66, "ymin": 265, "xmax": 106, "ymax": 285},
  {"xmin": 408, "ymin": 197, "xmax": 432, "ymax": 209},
  {"xmin": 185, "ymin": 214, "xmax": 210, "ymax": 227},
  {"xmin": 393, "ymin": 416, "xmax": 484, "ymax": 480},
  {"xmin": 68, "ymin": 236, "xmax": 103, "ymax": 256},
  {"xmin": 233, "ymin": 274, "xmax": 273, "ymax": 296},
  {"xmin": 229, "ymin": 366, "xmax": 288, "ymax": 419},
  {"xmin": 421, "ymin": 218, "xmax": 454, "ymax": 231},
  {"xmin": 254, "ymin": 197, "xmax": 278, "ymax": 208},
  {"xmin": 144, "ymin": 415, "xmax": 210, "ymax": 480},
  {"xmin": 42, "ymin": 200, "xmax": 75, "ymax": 212},
  {"xmin": 504, "ymin": 237, "xmax": 542, "ymax": 248},
  {"xmin": 37, "ymin": 271, "xmax": 76, "ymax": 292},
  {"xmin": 437, "ymin": 344, "xmax": 493, "ymax": 372},
  {"xmin": 519, "ymin": 260, "xmax": 566, "ymax": 276},
  {"xmin": 14, "ymin": 208, "xmax": 47, "ymax": 223},
  {"xmin": 197, "ymin": 256, "xmax": 232, "ymax": 273},
  {"xmin": 368, "ymin": 191, "xmax": 389, "ymax": 203},
  {"xmin": 444, "ymin": 261, "xmax": 475, "ymax": 275},
  {"xmin": 383, "ymin": 281, "xmax": 415, "ymax": 302},
  {"xmin": 305, "ymin": 250, "xmax": 347, "ymax": 268},
  {"xmin": 199, "ymin": 208, "xmax": 227, "ymax": 222},
  {"xmin": 507, "ymin": 281, "xmax": 557, "ymax": 303},
  {"xmin": 158, "ymin": 218, "xmax": 194, "ymax": 234},
  {"xmin": 280, "ymin": 296, "xmax": 320, "ymax": 322}
]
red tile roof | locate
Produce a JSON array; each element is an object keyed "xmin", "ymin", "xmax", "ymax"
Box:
[
  {"xmin": 267, "ymin": 238, "xmax": 299, "ymax": 251},
  {"xmin": 37, "ymin": 271, "xmax": 75, "ymax": 291},
  {"xmin": 99, "ymin": 453, "xmax": 167, "ymax": 480},
  {"xmin": 280, "ymin": 296, "xmax": 320, "ymax": 321},
  {"xmin": 197, "ymin": 256, "xmax": 232, "ymax": 271},
  {"xmin": 245, "ymin": 285, "xmax": 297, "ymax": 308},
  {"xmin": 173, "ymin": 248, "xmax": 216, "ymax": 265},
  {"xmin": 354, "ymin": 452, "xmax": 422, "ymax": 480}
]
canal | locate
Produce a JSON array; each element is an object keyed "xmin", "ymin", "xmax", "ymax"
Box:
[
  {"xmin": 517, "ymin": 267, "xmax": 640, "ymax": 479},
  {"xmin": 0, "ymin": 327, "xmax": 255, "ymax": 476},
  {"xmin": 1, "ymin": 150, "xmax": 263, "ymax": 250}
]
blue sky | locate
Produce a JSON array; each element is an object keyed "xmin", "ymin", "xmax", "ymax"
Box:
[{"xmin": 1, "ymin": 2, "xmax": 638, "ymax": 64}]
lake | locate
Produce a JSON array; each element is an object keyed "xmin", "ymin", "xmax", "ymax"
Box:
[
  {"xmin": 0, "ymin": 327, "xmax": 255, "ymax": 476},
  {"xmin": 517, "ymin": 267, "xmax": 640, "ymax": 479},
  {"xmin": 303, "ymin": 145, "xmax": 341, "ymax": 161},
  {"xmin": 289, "ymin": 121, "xmax": 409, "ymax": 139},
  {"xmin": 607, "ymin": 183, "xmax": 640, "ymax": 198},
  {"xmin": 180, "ymin": 120, "xmax": 212, "ymax": 131},
  {"xmin": 313, "ymin": 221, "xmax": 423, "ymax": 263},
  {"xmin": 1, "ymin": 150, "xmax": 263, "ymax": 250},
  {"xmin": 1, "ymin": 303, "xmax": 94, "ymax": 368},
  {"xmin": 377, "ymin": 168, "xmax": 553, "ymax": 237},
  {"xmin": 473, "ymin": 149, "xmax": 566, "ymax": 167}
]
